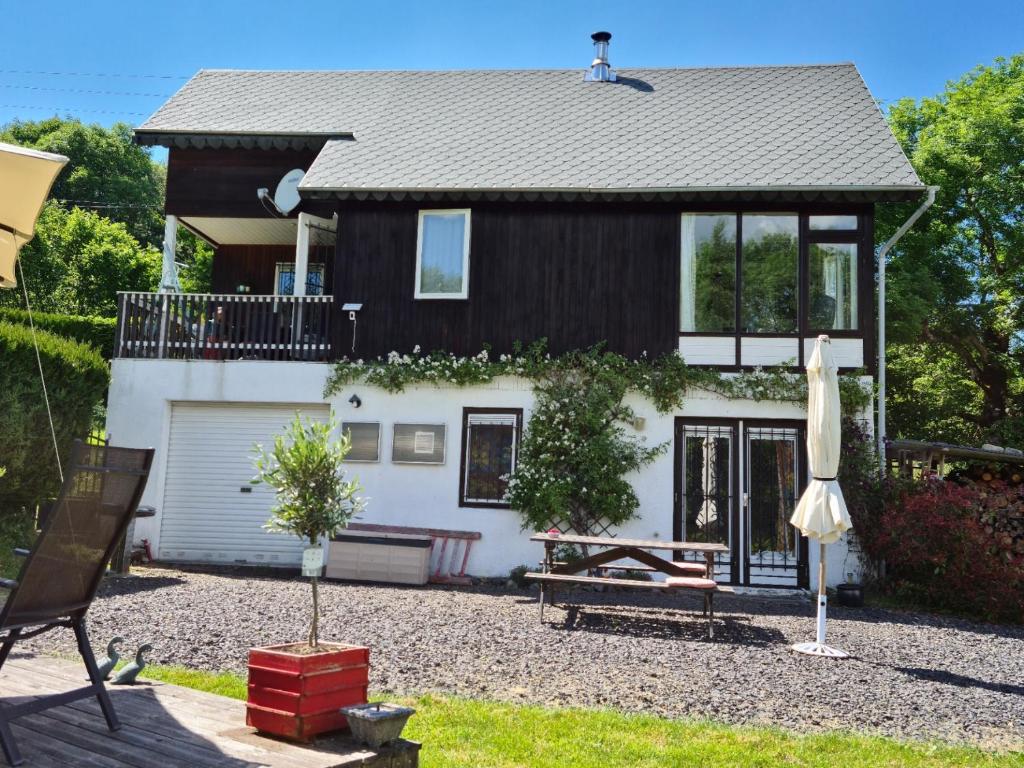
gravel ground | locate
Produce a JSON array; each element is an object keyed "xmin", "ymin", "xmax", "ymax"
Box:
[{"xmin": 26, "ymin": 566, "xmax": 1024, "ymax": 750}]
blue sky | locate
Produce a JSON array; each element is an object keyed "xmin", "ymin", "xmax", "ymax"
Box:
[{"xmin": 3, "ymin": 0, "xmax": 1021, "ymax": 140}]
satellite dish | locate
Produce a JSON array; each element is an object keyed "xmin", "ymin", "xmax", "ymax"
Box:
[{"xmin": 273, "ymin": 168, "xmax": 305, "ymax": 215}]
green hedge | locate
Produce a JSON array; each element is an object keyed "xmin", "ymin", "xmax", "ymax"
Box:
[
  {"xmin": 0, "ymin": 307, "xmax": 116, "ymax": 358},
  {"xmin": 0, "ymin": 321, "xmax": 110, "ymax": 513}
]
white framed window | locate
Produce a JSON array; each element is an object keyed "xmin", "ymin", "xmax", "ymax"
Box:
[
  {"xmin": 275, "ymin": 262, "xmax": 325, "ymax": 296},
  {"xmin": 415, "ymin": 209, "xmax": 470, "ymax": 299},
  {"xmin": 392, "ymin": 423, "xmax": 447, "ymax": 464},
  {"xmin": 341, "ymin": 421, "xmax": 381, "ymax": 463}
]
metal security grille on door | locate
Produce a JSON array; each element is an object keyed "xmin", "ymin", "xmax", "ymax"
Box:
[
  {"xmin": 745, "ymin": 426, "xmax": 802, "ymax": 584},
  {"xmin": 160, "ymin": 403, "xmax": 330, "ymax": 565},
  {"xmin": 678, "ymin": 424, "xmax": 736, "ymax": 582},
  {"xmin": 676, "ymin": 419, "xmax": 806, "ymax": 588}
]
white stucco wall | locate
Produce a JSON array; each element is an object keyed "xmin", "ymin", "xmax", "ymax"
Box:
[{"xmin": 107, "ymin": 359, "xmax": 867, "ymax": 589}]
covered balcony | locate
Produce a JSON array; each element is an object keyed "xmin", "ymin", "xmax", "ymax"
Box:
[{"xmin": 115, "ymin": 212, "xmax": 337, "ymax": 361}]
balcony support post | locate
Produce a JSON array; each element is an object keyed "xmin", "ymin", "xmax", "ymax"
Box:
[
  {"xmin": 293, "ymin": 213, "xmax": 310, "ymax": 297},
  {"xmin": 160, "ymin": 215, "xmax": 181, "ymax": 293}
]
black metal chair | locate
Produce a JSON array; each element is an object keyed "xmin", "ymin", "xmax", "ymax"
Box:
[{"xmin": 0, "ymin": 441, "xmax": 154, "ymax": 765}]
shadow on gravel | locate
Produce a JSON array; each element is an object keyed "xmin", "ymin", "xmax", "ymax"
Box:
[
  {"xmin": 98, "ymin": 575, "xmax": 187, "ymax": 597},
  {"xmin": 719, "ymin": 596, "xmax": 1024, "ymax": 641},
  {"xmin": 894, "ymin": 666, "xmax": 1024, "ymax": 696},
  {"xmin": 552, "ymin": 605, "xmax": 785, "ymax": 646}
]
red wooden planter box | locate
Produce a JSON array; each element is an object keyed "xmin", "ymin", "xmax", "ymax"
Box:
[{"xmin": 246, "ymin": 642, "xmax": 370, "ymax": 742}]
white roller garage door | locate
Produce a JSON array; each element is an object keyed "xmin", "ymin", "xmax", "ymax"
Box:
[{"xmin": 160, "ymin": 402, "xmax": 330, "ymax": 565}]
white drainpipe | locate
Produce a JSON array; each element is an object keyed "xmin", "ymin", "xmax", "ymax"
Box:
[{"xmin": 877, "ymin": 185, "xmax": 939, "ymax": 472}]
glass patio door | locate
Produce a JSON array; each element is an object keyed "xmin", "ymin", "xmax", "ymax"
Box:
[
  {"xmin": 675, "ymin": 422, "xmax": 738, "ymax": 583},
  {"xmin": 675, "ymin": 419, "xmax": 807, "ymax": 587},
  {"xmin": 744, "ymin": 425, "xmax": 805, "ymax": 587}
]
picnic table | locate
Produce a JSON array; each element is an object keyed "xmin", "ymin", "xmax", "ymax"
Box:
[{"xmin": 525, "ymin": 532, "xmax": 732, "ymax": 638}]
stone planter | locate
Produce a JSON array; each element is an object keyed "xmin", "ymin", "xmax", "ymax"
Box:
[
  {"xmin": 836, "ymin": 582, "xmax": 865, "ymax": 607},
  {"xmin": 246, "ymin": 642, "xmax": 369, "ymax": 741},
  {"xmin": 340, "ymin": 702, "xmax": 415, "ymax": 748}
]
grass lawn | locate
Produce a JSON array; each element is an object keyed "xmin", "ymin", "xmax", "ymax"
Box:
[{"xmin": 139, "ymin": 664, "xmax": 1024, "ymax": 768}]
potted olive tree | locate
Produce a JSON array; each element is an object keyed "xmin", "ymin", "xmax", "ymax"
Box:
[{"xmin": 246, "ymin": 414, "xmax": 370, "ymax": 742}]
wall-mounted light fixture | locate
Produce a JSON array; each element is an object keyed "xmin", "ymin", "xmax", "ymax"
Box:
[
  {"xmin": 348, "ymin": 394, "xmax": 362, "ymax": 409},
  {"xmin": 342, "ymin": 303, "xmax": 363, "ymax": 354}
]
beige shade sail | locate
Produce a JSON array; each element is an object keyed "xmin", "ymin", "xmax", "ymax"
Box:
[{"xmin": 0, "ymin": 142, "xmax": 69, "ymax": 289}]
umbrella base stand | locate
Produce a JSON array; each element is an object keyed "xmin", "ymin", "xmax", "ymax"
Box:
[
  {"xmin": 792, "ymin": 588, "xmax": 849, "ymax": 658},
  {"xmin": 791, "ymin": 641, "xmax": 849, "ymax": 658}
]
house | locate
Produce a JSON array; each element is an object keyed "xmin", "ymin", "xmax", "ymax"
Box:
[{"xmin": 109, "ymin": 33, "xmax": 925, "ymax": 589}]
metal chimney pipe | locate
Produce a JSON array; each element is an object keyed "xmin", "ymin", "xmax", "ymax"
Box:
[{"xmin": 585, "ymin": 31, "xmax": 616, "ymax": 82}]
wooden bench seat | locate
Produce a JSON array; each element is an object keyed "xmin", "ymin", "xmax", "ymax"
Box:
[
  {"xmin": 525, "ymin": 572, "xmax": 668, "ymax": 589},
  {"xmin": 595, "ymin": 561, "xmax": 707, "ymax": 575},
  {"xmin": 524, "ymin": 571, "xmax": 732, "ymax": 638}
]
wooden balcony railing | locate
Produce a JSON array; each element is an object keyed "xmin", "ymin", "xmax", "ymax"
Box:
[{"xmin": 115, "ymin": 292, "xmax": 333, "ymax": 361}]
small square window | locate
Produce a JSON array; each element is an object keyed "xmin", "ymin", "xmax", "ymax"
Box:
[
  {"xmin": 275, "ymin": 262, "xmax": 326, "ymax": 296},
  {"xmin": 415, "ymin": 210, "xmax": 470, "ymax": 299},
  {"xmin": 341, "ymin": 422, "xmax": 381, "ymax": 462},
  {"xmin": 460, "ymin": 409, "xmax": 522, "ymax": 507},
  {"xmin": 809, "ymin": 215, "xmax": 858, "ymax": 231},
  {"xmin": 392, "ymin": 424, "xmax": 446, "ymax": 464}
]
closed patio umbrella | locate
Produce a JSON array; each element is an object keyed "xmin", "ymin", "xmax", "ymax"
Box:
[
  {"xmin": 790, "ymin": 334, "xmax": 852, "ymax": 658},
  {"xmin": 0, "ymin": 142, "xmax": 68, "ymax": 289}
]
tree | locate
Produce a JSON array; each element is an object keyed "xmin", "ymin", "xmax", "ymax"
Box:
[
  {"xmin": 886, "ymin": 343, "xmax": 987, "ymax": 445},
  {"xmin": 0, "ymin": 118, "xmax": 165, "ymax": 247},
  {"xmin": 506, "ymin": 349, "xmax": 665, "ymax": 545},
  {"xmin": 882, "ymin": 54, "xmax": 1024, "ymax": 436},
  {"xmin": 252, "ymin": 416, "xmax": 365, "ymax": 648},
  {"xmin": 2, "ymin": 116, "xmax": 214, "ymax": 306},
  {"xmin": 1, "ymin": 202, "xmax": 160, "ymax": 316}
]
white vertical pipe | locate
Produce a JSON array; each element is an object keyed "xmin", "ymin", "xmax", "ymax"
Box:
[
  {"xmin": 816, "ymin": 542, "xmax": 827, "ymax": 644},
  {"xmin": 877, "ymin": 186, "xmax": 938, "ymax": 473},
  {"xmin": 294, "ymin": 212, "xmax": 310, "ymax": 297}
]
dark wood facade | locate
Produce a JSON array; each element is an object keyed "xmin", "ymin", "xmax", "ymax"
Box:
[
  {"xmin": 212, "ymin": 244, "xmax": 334, "ymax": 295},
  {"xmin": 160, "ymin": 147, "xmax": 878, "ymax": 367},
  {"xmin": 165, "ymin": 147, "xmax": 333, "ymax": 219},
  {"xmin": 334, "ymin": 202, "xmax": 681, "ymax": 360},
  {"xmin": 333, "ymin": 200, "xmax": 876, "ymax": 364}
]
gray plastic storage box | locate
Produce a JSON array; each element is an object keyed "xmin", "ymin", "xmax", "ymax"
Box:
[{"xmin": 326, "ymin": 530, "xmax": 432, "ymax": 585}]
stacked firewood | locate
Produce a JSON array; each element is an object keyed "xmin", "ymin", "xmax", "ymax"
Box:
[{"xmin": 949, "ymin": 464, "xmax": 1024, "ymax": 560}]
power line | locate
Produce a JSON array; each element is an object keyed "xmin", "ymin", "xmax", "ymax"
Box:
[
  {"xmin": 0, "ymin": 69, "xmax": 187, "ymax": 80},
  {"xmin": 0, "ymin": 84, "xmax": 171, "ymax": 98},
  {"xmin": 56, "ymin": 199, "xmax": 163, "ymax": 210},
  {"xmin": 0, "ymin": 105, "xmax": 149, "ymax": 117}
]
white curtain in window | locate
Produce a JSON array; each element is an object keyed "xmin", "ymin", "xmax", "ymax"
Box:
[
  {"xmin": 420, "ymin": 213, "xmax": 466, "ymax": 293},
  {"xmin": 821, "ymin": 245, "xmax": 857, "ymax": 330},
  {"xmin": 823, "ymin": 251, "xmax": 839, "ymax": 327},
  {"xmin": 680, "ymin": 214, "xmax": 697, "ymax": 331},
  {"xmin": 847, "ymin": 248, "xmax": 858, "ymax": 330}
]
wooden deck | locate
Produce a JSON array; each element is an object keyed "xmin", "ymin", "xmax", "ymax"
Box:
[{"xmin": 0, "ymin": 654, "xmax": 419, "ymax": 767}]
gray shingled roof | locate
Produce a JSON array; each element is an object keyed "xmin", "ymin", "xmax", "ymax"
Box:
[{"xmin": 138, "ymin": 64, "xmax": 922, "ymax": 195}]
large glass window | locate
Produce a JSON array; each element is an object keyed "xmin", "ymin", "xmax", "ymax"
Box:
[
  {"xmin": 416, "ymin": 209, "xmax": 470, "ymax": 299},
  {"xmin": 741, "ymin": 214, "xmax": 798, "ymax": 333},
  {"xmin": 809, "ymin": 243, "xmax": 858, "ymax": 330},
  {"xmin": 680, "ymin": 214, "xmax": 736, "ymax": 332},
  {"xmin": 460, "ymin": 410, "xmax": 521, "ymax": 507}
]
